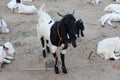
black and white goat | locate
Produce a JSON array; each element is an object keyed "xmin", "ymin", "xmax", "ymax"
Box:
[
  {"xmin": 74, "ymin": 19, "xmax": 85, "ymax": 38},
  {"xmin": 37, "ymin": 4, "xmax": 77, "ymax": 74}
]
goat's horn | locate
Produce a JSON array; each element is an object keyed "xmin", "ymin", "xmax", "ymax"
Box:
[
  {"xmin": 57, "ymin": 12, "xmax": 64, "ymax": 17},
  {"xmin": 72, "ymin": 10, "xmax": 75, "ymax": 15}
]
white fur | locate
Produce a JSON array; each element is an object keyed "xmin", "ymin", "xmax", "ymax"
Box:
[
  {"xmin": 37, "ymin": 4, "xmax": 54, "ymax": 41},
  {"xmin": 17, "ymin": 3, "xmax": 37, "ymax": 14},
  {"xmin": 7, "ymin": 0, "xmax": 17, "ymax": 10},
  {"xmin": 0, "ymin": 42, "xmax": 15, "ymax": 67},
  {"xmin": 7, "ymin": 0, "xmax": 35, "ymax": 13},
  {"xmin": 97, "ymin": 37, "xmax": 120, "ymax": 60},
  {"xmin": 104, "ymin": 4, "xmax": 120, "ymax": 13},
  {"xmin": 99, "ymin": 13, "xmax": 120, "ymax": 27},
  {"xmin": 0, "ymin": 19, "xmax": 9, "ymax": 34}
]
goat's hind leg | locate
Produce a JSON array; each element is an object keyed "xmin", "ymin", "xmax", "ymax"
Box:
[
  {"xmin": 41, "ymin": 37, "xmax": 47, "ymax": 68},
  {"xmin": 41, "ymin": 37, "xmax": 46, "ymax": 58},
  {"xmin": 107, "ymin": 20, "xmax": 116, "ymax": 28},
  {"xmin": 46, "ymin": 39, "xmax": 50, "ymax": 53}
]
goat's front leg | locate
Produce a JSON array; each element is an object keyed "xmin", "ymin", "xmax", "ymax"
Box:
[
  {"xmin": 5, "ymin": 56, "xmax": 14, "ymax": 61},
  {"xmin": 41, "ymin": 37, "xmax": 48, "ymax": 69},
  {"xmin": 3, "ymin": 58, "xmax": 11, "ymax": 64},
  {"xmin": 60, "ymin": 48, "xmax": 67, "ymax": 74},
  {"xmin": 60, "ymin": 52, "xmax": 67, "ymax": 74},
  {"xmin": 53, "ymin": 52, "xmax": 59, "ymax": 74},
  {"xmin": 107, "ymin": 20, "xmax": 116, "ymax": 28}
]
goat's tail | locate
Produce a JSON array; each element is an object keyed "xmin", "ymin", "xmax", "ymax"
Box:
[{"xmin": 38, "ymin": 4, "xmax": 46, "ymax": 15}]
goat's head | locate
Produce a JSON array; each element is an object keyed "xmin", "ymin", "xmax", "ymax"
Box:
[
  {"xmin": 75, "ymin": 19, "xmax": 85, "ymax": 37},
  {"xmin": 3, "ymin": 41, "xmax": 15, "ymax": 57},
  {"xmin": 0, "ymin": 19, "xmax": 9, "ymax": 34},
  {"xmin": 58, "ymin": 12, "xmax": 77, "ymax": 48}
]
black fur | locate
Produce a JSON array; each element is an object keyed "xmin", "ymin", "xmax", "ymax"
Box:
[
  {"xmin": 75, "ymin": 19, "xmax": 85, "ymax": 38},
  {"xmin": 16, "ymin": 0, "xmax": 21, "ymax": 3},
  {"xmin": 50, "ymin": 14, "xmax": 77, "ymax": 50},
  {"xmin": 46, "ymin": 40, "xmax": 50, "ymax": 53},
  {"xmin": 50, "ymin": 14, "xmax": 77, "ymax": 74},
  {"xmin": 60, "ymin": 53, "xmax": 67, "ymax": 74}
]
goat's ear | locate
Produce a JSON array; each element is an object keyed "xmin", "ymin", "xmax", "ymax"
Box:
[
  {"xmin": 72, "ymin": 10, "xmax": 75, "ymax": 15},
  {"xmin": 3, "ymin": 46, "xmax": 9, "ymax": 51},
  {"xmin": 3, "ymin": 45, "xmax": 6, "ymax": 49},
  {"xmin": 57, "ymin": 12, "xmax": 64, "ymax": 17}
]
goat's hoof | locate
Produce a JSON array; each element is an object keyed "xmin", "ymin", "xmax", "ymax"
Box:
[
  {"xmin": 54, "ymin": 66, "xmax": 59, "ymax": 74},
  {"xmin": 62, "ymin": 66, "xmax": 67, "ymax": 74}
]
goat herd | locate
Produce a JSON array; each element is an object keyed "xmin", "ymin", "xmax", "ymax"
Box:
[{"xmin": 0, "ymin": 0, "xmax": 120, "ymax": 74}]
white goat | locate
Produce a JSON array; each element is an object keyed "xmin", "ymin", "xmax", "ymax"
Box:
[
  {"xmin": 0, "ymin": 19, "xmax": 9, "ymax": 34},
  {"xmin": 7, "ymin": 0, "xmax": 17, "ymax": 11},
  {"xmin": 0, "ymin": 41, "xmax": 15, "ymax": 67},
  {"xmin": 17, "ymin": 3, "xmax": 37, "ymax": 14},
  {"xmin": 99, "ymin": 13, "xmax": 120, "ymax": 28},
  {"xmin": 104, "ymin": 4, "xmax": 120, "ymax": 13},
  {"xmin": 7, "ymin": 0, "xmax": 36, "ymax": 14},
  {"xmin": 97, "ymin": 37, "xmax": 120, "ymax": 60},
  {"xmin": 88, "ymin": 0, "xmax": 101, "ymax": 5}
]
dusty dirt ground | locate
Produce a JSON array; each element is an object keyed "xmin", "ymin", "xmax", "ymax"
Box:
[{"xmin": 0, "ymin": 0, "xmax": 120, "ymax": 80}]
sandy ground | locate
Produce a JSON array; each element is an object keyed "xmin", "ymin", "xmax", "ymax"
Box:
[{"xmin": 0, "ymin": 0, "xmax": 120, "ymax": 80}]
